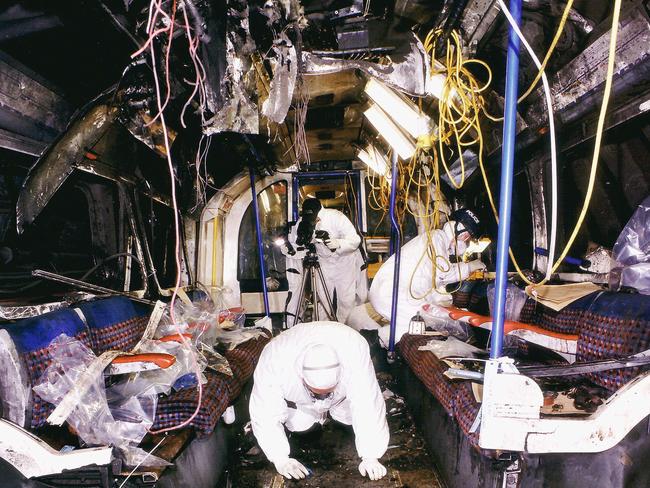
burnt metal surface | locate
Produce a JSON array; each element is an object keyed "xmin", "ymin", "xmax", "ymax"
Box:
[
  {"xmin": 0, "ymin": 51, "xmax": 71, "ymax": 156},
  {"xmin": 227, "ymin": 371, "xmax": 443, "ymax": 487},
  {"xmin": 302, "ymin": 35, "xmax": 429, "ymax": 96},
  {"xmin": 524, "ymin": 4, "xmax": 650, "ymax": 130},
  {"xmin": 15, "ymin": 103, "xmax": 118, "ymax": 233},
  {"xmin": 459, "ymin": 0, "xmax": 501, "ymax": 55}
]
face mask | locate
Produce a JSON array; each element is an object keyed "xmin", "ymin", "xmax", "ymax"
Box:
[
  {"xmin": 310, "ymin": 391, "xmax": 333, "ymax": 401},
  {"xmin": 454, "ymin": 239, "xmax": 468, "ymax": 255}
]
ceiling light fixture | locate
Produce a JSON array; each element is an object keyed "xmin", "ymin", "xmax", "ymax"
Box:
[
  {"xmin": 358, "ymin": 145, "xmax": 391, "ymax": 181},
  {"xmin": 364, "ymin": 104, "xmax": 417, "ymax": 160},
  {"xmin": 364, "ymin": 78, "xmax": 431, "ymax": 139}
]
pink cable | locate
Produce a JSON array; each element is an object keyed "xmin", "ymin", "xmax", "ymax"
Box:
[
  {"xmin": 141, "ymin": 0, "xmax": 204, "ymax": 434},
  {"xmin": 145, "ymin": 0, "xmax": 177, "ymax": 127}
]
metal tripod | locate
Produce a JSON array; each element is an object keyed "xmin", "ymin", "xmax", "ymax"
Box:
[{"xmin": 292, "ymin": 249, "xmax": 337, "ymax": 324}]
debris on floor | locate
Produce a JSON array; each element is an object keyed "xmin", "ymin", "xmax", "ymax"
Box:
[{"xmin": 225, "ymin": 371, "xmax": 443, "ymax": 487}]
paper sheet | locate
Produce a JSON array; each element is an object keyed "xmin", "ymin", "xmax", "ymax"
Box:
[{"xmin": 525, "ymin": 282, "xmax": 602, "ymax": 311}]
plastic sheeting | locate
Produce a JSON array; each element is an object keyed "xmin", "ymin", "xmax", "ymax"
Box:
[
  {"xmin": 417, "ymin": 336, "xmax": 484, "ymax": 359},
  {"xmin": 32, "ymin": 335, "xmax": 167, "ymax": 467},
  {"xmin": 487, "ymin": 283, "xmax": 528, "ymax": 321},
  {"xmin": 420, "ymin": 304, "xmax": 470, "ymax": 340},
  {"xmin": 612, "ymin": 196, "xmax": 650, "ymax": 295}
]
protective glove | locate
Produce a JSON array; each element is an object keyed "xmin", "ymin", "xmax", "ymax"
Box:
[
  {"xmin": 324, "ymin": 237, "xmax": 340, "ymax": 252},
  {"xmin": 274, "ymin": 458, "xmax": 310, "ymax": 480},
  {"xmin": 358, "ymin": 458, "xmax": 387, "ymax": 481},
  {"xmin": 468, "ymin": 260, "xmax": 487, "ymax": 273}
]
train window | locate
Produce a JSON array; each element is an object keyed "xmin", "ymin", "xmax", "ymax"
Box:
[{"xmin": 238, "ymin": 181, "xmax": 288, "ymax": 292}]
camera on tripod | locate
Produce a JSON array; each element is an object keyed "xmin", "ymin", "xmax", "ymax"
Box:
[{"xmin": 295, "ymin": 216, "xmax": 330, "ymax": 251}]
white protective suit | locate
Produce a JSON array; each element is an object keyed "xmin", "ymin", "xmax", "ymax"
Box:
[
  {"xmin": 249, "ymin": 321, "xmax": 389, "ymax": 468},
  {"xmin": 284, "ymin": 208, "xmax": 363, "ymax": 325},
  {"xmin": 368, "ymin": 222, "xmax": 483, "ymax": 347}
]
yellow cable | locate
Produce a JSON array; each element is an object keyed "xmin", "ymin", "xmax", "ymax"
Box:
[
  {"xmin": 518, "ymin": 0, "xmax": 575, "ymax": 102},
  {"xmin": 479, "ymin": 0, "xmax": 621, "ymax": 285},
  {"xmin": 546, "ymin": 0, "xmax": 621, "ymax": 276}
]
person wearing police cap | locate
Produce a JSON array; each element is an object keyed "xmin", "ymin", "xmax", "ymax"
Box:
[{"xmin": 367, "ymin": 208, "xmax": 487, "ymax": 347}]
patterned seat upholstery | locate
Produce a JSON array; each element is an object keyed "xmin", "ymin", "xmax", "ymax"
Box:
[
  {"xmin": 77, "ymin": 297, "xmax": 150, "ymax": 353},
  {"xmin": 152, "ymin": 371, "xmax": 231, "ymax": 435},
  {"xmin": 153, "ymin": 333, "xmax": 271, "ymax": 435},
  {"xmin": 453, "ymin": 382, "xmax": 481, "ymax": 446},
  {"xmin": 529, "ymin": 293, "xmax": 602, "ymax": 335},
  {"xmin": 576, "ymin": 292, "xmax": 650, "ymax": 392},
  {"xmin": 223, "ymin": 334, "xmax": 269, "ymax": 399},
  {"xmin": 1, "ymin": 309, "xmax": 92, "ymax": 428},
  {"xmin": 1, "ymin": 298, "xmax": 271, "ymax": 439},
  {"xmin": 400, "ymin": 291, "xmax": 650, "ymax": 451},
  {"xmin": 398, "ymin": 334, "xmax": 460, "ymax": 415}
]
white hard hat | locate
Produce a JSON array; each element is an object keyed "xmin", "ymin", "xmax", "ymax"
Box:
[{"xmin": 302, "ymin": 344, "xmax": 340, "ymax": 391}]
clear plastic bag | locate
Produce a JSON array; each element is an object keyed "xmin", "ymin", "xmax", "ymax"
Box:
[
  {"xmin": 420, "ymin": 304, "xmax": 470, "ymax": 340},
  {"xmin": 418, "ymin": 336, "xmax": 484, "ymax": 359},
  {"xmin": 612, "ymin": 196, "xmax": 650, "ymax": 294},
  {"xmin": 487, "ymin": 283, "xmax": 528, "ymax": 321},
  {"xmin": 32, "ymin": 335, "xmax": 160, "ymax": 466},
  {"xmin": 115, "ymin": 339, "xmax": 207, "ymax": 398}
]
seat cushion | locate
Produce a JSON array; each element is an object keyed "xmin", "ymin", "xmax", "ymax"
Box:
[
  {"xmin": 152, "ymin": 371, "xmax": 231, "ymax": 436},
  {"xmin": 1, "ymin": 308, "xmax": 91, "ymax": 428},
  {"xmin": 222, "ymin": 332, "xmax": 270, "ymax": 399},
  {"xmin": 453, "ymin": 382, "xmax": 481, "ymax": 447},
  {"xmin": 576, "ymin": 292, "xmax": 650, "ymax": 392},
  {"xmin": 77, "ymin": 297, "xmax": 150, "ymax": 353},
  {"xmin": 153, "ymin": 332, "xmax": 272, "ymax": 436},
  {"xmin": 397, "ymin": 334, "xmax": 460, "ymax": 414},
  {"xmin": 529, "ymin": 292, "xmax": 602, "ymax": 335}
]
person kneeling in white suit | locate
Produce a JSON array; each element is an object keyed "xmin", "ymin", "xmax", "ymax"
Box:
[
  {"xmin": 368, "ymin": 208, "xmax": 487, "ymax": 347},
  {"xmin": 249, "ymin": 321, "xmax": 389, "ymax": 481}
]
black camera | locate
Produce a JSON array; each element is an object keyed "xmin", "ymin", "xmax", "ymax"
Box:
[{"xmin": 296, "ymin": 216, "xmax": 317, "ymax": 247}]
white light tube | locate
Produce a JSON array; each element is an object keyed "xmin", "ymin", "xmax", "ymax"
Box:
[
  {"xmin": 364, "ymin": 104, "xmax": 417, "ymax": 160},
  {"xmin": 358, "ymin": 145, "xmax": 391, "ymax": 183},
  {"xmin": 364, "ymin": 78, "xmax": 431, "ymax": 138}
]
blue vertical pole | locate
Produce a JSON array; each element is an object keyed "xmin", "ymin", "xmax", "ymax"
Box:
[
  {"xmin": 249, "ymin": 167, "xmax": 270, "ymax": 316},
  {"xmin": 490, "ymin": 0, "xmax": 522, "ymax": 359},
  {"xmin": 387, "ymin": 151, "xmax": 402, "ymax": 359}
]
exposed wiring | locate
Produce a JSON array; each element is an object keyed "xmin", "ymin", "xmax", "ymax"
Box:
[
  {"xmin": 518, "ymin": 0, "xmax": 575, "ymax": 103},
  {"xmin": 138, "ymin": 0, "xmax": 204, "ymax": 435},
  {"xmin": 483, "ymin": 0, "xmax": 621, "ymax": 284},
  {"xmin": 545, "ymin": 0, "xmax": 621, "ymax": 277},
  {"xmin": 496, "ymin": 0, "xmax": 557, "ymax": 282}
]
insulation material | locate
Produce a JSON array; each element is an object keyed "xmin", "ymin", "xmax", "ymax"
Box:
[
  {"xmin": 204, "ymin": 39, "xmax": 259, "ymax": 135},
  {"xmin": 261, "ymin": 37, "xmax": 298, "ymax": 124},
  {"xmin": 301, "ymin": 34, "xmax": 429, "ymax": 96},
  {"xmin": 612, "ymin": 196, "xmax": 650, "ymax": 295}
]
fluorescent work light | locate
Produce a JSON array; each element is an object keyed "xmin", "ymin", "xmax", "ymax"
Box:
[
  {"xmin": 358, "ymin": 145, "xmax": 391, "ymax": 182},
  {"xmin": 364, "ymin": 103, "xmax": 416, "ymax": 160},
  {"xmin": 364, "ymin": 78, "xmax": 431, "ymax": 139}
]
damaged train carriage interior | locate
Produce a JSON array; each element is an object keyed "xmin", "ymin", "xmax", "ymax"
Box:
[{"xmin": 1, "ymin": 0, "xmax": 650, "ymax": 486}]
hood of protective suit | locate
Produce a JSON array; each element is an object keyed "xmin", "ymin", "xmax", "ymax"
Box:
[{"xmin": 301, "ymin": 343, "xmax": 341, "ymax": 390}]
